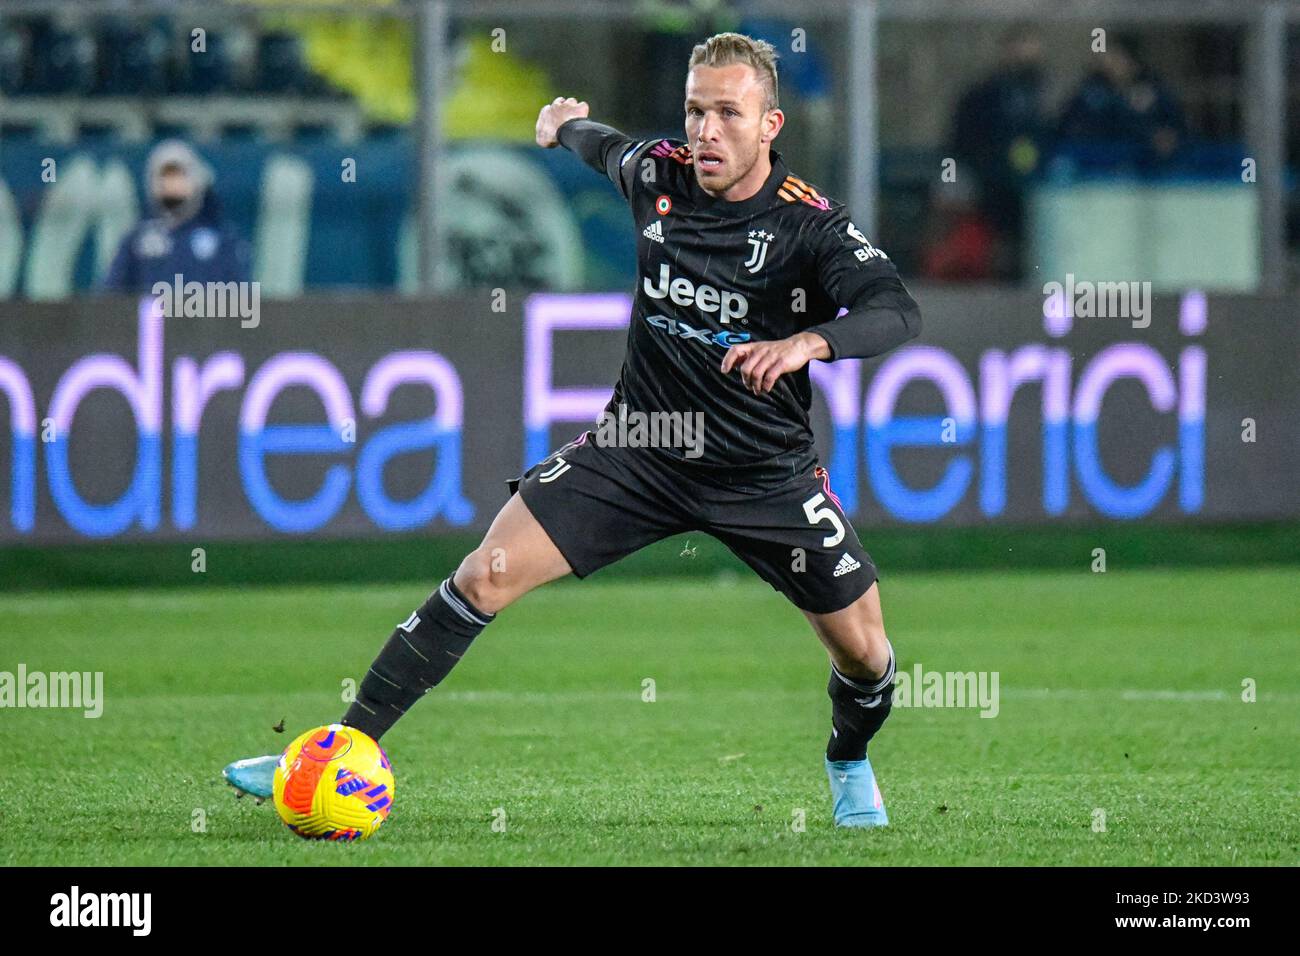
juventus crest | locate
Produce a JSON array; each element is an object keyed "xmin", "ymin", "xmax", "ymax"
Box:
[{"xmin": 744, "ymin": 229, "xmax": 774, "ymax": 273}]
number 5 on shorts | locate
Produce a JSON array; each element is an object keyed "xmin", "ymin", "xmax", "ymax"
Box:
[{"xmin": 802, "ymin": 493, "xmax": 845, "ymax": 547}]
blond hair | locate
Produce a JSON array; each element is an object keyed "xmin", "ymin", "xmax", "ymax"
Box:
[{"xmin": 688, "ymin": 33, "xmax": 779, "ymax": 113}]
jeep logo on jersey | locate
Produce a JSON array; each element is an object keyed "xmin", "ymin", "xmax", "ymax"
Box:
[
  {"xmin": 744, "ymin": 229, "xmax": 774, "ymax": 273},
  {"xmin": 847, "ymin": 221, "xmax": 889, "ymax": 261},
  {"xmin": 642, "ymin": 264, "xmax": 749, "ymax": 324}
]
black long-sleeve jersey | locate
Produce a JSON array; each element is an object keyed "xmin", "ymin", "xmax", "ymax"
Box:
[{"xmin": 556, "ymin": 117, "xmax": 921, "ymax": 490}]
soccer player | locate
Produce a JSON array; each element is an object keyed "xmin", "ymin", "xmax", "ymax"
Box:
[{"xmin": 224, "ymin": 32, "xmax": 921, "ymax": 828}]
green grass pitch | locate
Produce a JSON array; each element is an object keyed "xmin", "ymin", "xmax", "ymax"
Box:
[{"xmin": 1, "ymin": 565, "xmax": 1296, "ymax": 865}]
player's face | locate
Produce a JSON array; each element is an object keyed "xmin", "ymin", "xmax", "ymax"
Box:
[{"xmin": 684, "ymin": 63, "xmax": 776, "ymax": 197}]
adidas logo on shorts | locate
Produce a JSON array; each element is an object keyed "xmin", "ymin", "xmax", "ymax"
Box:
[
  {"xmin": 642, "ymin": 220, "xmax": 665, "ymax": 243},
  {"xmin": 833, "ymin": 553, "xmax": 861, "ymax": 577}
]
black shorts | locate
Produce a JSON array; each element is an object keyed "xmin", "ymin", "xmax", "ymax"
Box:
[{"xmin": 508, "ymin": 432, "xmax": 877, "ymax": 614}]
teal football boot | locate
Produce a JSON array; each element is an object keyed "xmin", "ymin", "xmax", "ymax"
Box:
[
  {"xmin": 222, "ymin": 754, "xmax": 279, "ymax": 802},
  {"xmin": 825, "ymin": 754, "xmax": 889, "ymax": 827}
]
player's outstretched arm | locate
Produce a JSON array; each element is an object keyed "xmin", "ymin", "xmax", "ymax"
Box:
[{"xmin": 537, "ymin": 98, "xmax": 651, "ymax": 203}]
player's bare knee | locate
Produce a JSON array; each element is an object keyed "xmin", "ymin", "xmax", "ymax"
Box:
[
  {"xmin": 864, "ymin": 624, "xmax": 893, "ymax": 674},
  {"xmin": 452, "ymin": 549, "xmax": 512, "ymax": 615},
  {"xmin": 838, "ymin": 652, "xmax": 876, "ymax": 682},
  {"xmin": 836, "ymin": 623, "xmax": 891, "ymax": 681}
]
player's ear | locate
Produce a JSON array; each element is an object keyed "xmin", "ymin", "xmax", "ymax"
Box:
[{"xmin": 763, "ymin": 108, "xmax": 785, "ymax": 143}]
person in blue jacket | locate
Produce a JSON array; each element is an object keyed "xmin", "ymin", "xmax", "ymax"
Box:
[
  {"xmin": 102, "ymin": 139, "xmax": 251, "ymax": 292},
  {"xmin": 1055, "ymin": 34, "xmax": 1186, "ymax": 171}
]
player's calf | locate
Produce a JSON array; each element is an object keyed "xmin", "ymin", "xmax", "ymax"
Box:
[
  {"xmin": 804, "ymin": 585, "xmax": 896, "ymax": 762},
  {"xmin": 824, "ymin": 650, "xmax": 896, "ymax": 828},
  {"xmin": 222, "ymin": 489, "xmax": 573, "ymax": 797},
  {"xmin": 340, "ymin": 494, "xmax": 572, "ymax": 740},
  {"xmin": 221, "ymin": 575, "xmax": 496, "ymax": 798},
  {"xmin": 826, "ymin": 645, "xmax": 895, "ymax": 763},
  {"xmin": 805, "ymin": 587, "xmax": 897, "ymax": 827},
  {"xmin": 339, "ymin": 575, "xmax": 496, "ymax": 741}
]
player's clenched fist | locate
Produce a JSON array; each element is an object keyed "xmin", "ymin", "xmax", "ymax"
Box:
[
  {"xmin": 721, "ymin": 332, "xmax": 831, "ymax": 395},
  {"xmin": 536, "ymin": 97, "xmax": 590, "ymax": 148}
]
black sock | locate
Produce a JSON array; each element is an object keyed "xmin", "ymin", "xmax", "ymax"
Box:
[
  {"xmin": 340, "ymin": 576, "xmax": 494, "ymax": 740},
  {"xmin": 826, "ymin": 645, "xmax": 896, "ymax": 762}
]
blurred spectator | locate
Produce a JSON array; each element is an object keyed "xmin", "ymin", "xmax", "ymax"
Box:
[
  {"xmin": 102, "ymin": 141, "xmax": 251, "ymax": 292},
  {"xmin": 919, "ymin": 179, "xmax": 997, "ymax": 282},
  {"xmin": 175, "ymin": 27, "xmax": 231, "ymax": 94},
  {"xmin": 95, "ymin": 17, "xmax": 170, "ymax": 96},
  {"xmin": 28, "ymin": 13, "xmax": 98, "ymax": 95},
  {"xmin": 949, "ymin": 24, "xmax": 1047, "ymax": 280},
  {"xmin": 1056, "ymin": 33, "xmax": 1187, "ymax": 169},
  {"xmin": 256, "ymin": 31, "xmax": 309, "ymax": 94},
  {"xmin": 0, "ymin": 17, "xmax": 35, "ymax": 94}
]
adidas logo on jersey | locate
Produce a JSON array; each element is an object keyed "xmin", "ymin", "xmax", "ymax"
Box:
[
  {"xmin": 642, "ymin": 220, "xmax": 665, "ymax": 243},
  {"xmin": 833, "ymin": 553, "xmax": 861, "ymax": 577}
]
